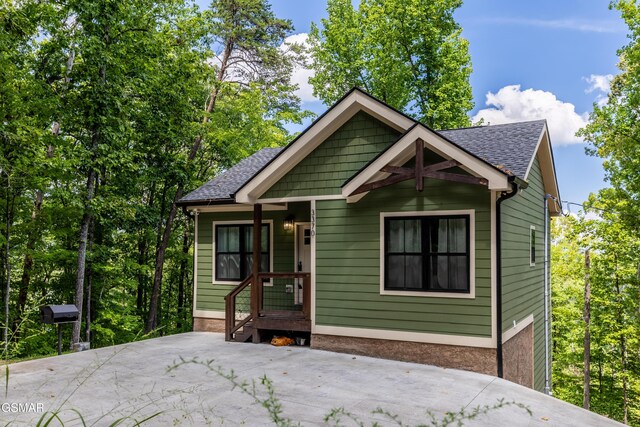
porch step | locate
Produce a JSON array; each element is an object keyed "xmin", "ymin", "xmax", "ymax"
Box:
[{"xmin": 233, "ymin": 322, "xmax": 254, "ymax": 343}]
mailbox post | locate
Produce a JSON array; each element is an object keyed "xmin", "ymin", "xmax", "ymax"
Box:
[{"xmin": 40, "ymin": 304, "xmax": 79, "ymax": 355}]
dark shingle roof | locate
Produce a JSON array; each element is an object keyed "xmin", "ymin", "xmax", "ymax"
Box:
[
  {"xmin": 439, "ymin": 120, "xmax": 546, "ymax": 178},
  {"xmin": 179, "ymin": 120, "xmax": 547, "ymax": 205},
  {"xmin": 178, "ymin": 147, "xmax": 283, "ymax": 204}
]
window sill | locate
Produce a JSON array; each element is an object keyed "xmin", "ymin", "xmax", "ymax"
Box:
[
  {"xmin": 212, "ymin": 280, "xmax": 242, "ymax": 286},
  {"xmin": 380, "ymin": 289, "xmax": 475, "ymax": 299},
  {"xmin": 212, "ymin": 280, "xmax": 273, "ymax": 287}
]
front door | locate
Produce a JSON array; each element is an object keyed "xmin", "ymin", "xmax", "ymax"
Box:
[{"xmin": 295, "ymin": 223, "xmax": 311, "ymax": 305}]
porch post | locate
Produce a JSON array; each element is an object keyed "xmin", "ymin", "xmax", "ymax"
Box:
[
  {"xmin": 415, "ymin": 138, "xmax": 424, "ymax": 192},
  {"xmin": 252, "ymin": 203, "xmax": 262, "ymax": 279},
  {"xmin": 250, "ymin": 203, "xmax": 262, "ymax": 324}
]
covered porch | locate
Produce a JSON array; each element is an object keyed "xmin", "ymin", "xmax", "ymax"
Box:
[{"xmin": 223, "ymin": 202, "xmax": 313, "ymax": 342}]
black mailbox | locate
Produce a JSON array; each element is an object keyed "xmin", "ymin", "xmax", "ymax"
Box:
[{"xmin": 40, "ymin": 304, "xmax": 79, "ymax": 324}]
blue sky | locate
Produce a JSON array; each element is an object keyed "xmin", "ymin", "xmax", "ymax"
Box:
[{"xmin": 199, "ymin": 0, "xmax": 629, "ymax": 205}]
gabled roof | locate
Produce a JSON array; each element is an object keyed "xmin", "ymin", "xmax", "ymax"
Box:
[
  {"xmin": 178, "ymin": 148, "xmax": 283, "ymax": 205},
  {"xmin": 233, "ymin": 88, "xmax": 414, "ymax": 204},
  {"xmin": 440, "ymin": 120, "xmax": 546, "ymax": 179},
  {"xmin": 179, "ymin": 88, "xmax": 560, "ymax": 211}
]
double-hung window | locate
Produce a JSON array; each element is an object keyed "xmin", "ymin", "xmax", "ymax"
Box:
[
  {"xmin": 215, "ymin": 224, "xmax": 270, "ymax": 281},
  {"xmin": 384, "ymin": 215, "xmax": 470, "ymax": 293}
]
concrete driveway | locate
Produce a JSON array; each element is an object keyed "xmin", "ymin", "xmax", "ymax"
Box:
[{"xmin": 2, "ymin": 332, "xmax": 620, "ymax": 426}]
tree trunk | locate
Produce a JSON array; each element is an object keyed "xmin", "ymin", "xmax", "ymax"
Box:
[
  {"xmin": 598, "ymin": 356, "xmax": 603, "ymax": 395},
  {"xmin": 136, "ymin": 185, "xmax": 155, "ymax": 317},
  {"xmin": 84, "ymin": 217, "xmax": 95, "ymax": 344},
  {"xmin": 177, "ymin": 224, "xmax": 189, "ymax": 330},
  {"xmin": 144, "ymin": 39, "xmax": 233, "ymax": 333},
  {"xmin": 146, "ymin": 190, "xmax": 181, "ymax": 332},
  {"xmin": 16, "ymin": 191, "xmax": 43, "ymax": 322},
  {"xmin": 3, "ymin": 186, "xmax": 13, "ymax": 354},
  {"xmin": 583, "ymin": 249, "xmax": 591, "ymax": 410},
  {"xmin": 17, "ymin": 123, "xmax": 59, "ymax": 323},
  {"xmin": 136, "ymin": 238, "xmax": 147, "ymax": 316},
  {"xmin": 71, "ymin": 165, "xmax": 97, "ymax": 349},
  {"xmin": 621, "ymin": 335, "xmax": 628, "ymax": 425}
]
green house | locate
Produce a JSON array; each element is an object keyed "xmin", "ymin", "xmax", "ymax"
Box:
[{"xmin": 178, "ymin": 88, "xmax": 561, "ymax": 393}]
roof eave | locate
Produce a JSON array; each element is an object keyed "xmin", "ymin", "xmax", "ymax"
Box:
[
  {"xmin": 176, "ymin": 198, "xmax": 236, "ymax": 207},
  {"xmin": 525, "ymin": 122, "xmax": 562, "ymax": 216}
]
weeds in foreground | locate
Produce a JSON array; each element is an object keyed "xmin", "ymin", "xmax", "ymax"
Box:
[
  {"xmin": 3, "ymin": 333, "xmax": 164, "ymax": 427},
  {"xmin": 34, "ymin": 407, "xmax": 162, "ymax": 427},
  {"xmin": 169, "ymin": 357, "xmax": 532, "ymax": 427}
]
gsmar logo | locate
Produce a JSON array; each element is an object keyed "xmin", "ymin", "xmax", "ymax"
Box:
[{"xmin": 1, "ymin": 402, "xmax": 44, "ymax": 413}]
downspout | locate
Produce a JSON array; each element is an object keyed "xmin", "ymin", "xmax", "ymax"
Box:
[
  {"xmin": 543, "ymin": 194, "xmax": 554, "ymax": 395},
  {"xmin": 496, "ymin": 178, "xmax": 519, "ymax": 378}
]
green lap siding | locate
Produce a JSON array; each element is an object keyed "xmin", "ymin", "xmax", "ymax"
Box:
[
  {"xmin": 315, "ymin": 178, "xmax": 493, "ymax": 338},
  {"xmin": 195, "ymin": 202, "xmax": 310, "ymax": 312},
  {"xmin": 262, "ymin": 111, "xmax": 400, "ymax": 199},
  {"xmin": 501, "ymin": 157, "xmax": 548, "ymax": 392}
]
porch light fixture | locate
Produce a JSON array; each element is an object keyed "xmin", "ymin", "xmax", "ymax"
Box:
[{"xmin": 283, "ymin": 215, "xmax": 295, "ymax": 232}]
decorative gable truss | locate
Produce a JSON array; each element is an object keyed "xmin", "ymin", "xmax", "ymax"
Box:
[{"xmin": 342, "ymin": 123, "xmax": 511, "ymax": 203}]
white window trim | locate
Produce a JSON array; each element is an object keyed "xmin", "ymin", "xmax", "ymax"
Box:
[
  {"xmin": 530, "ymin": 225, "xmax": 536, "ymax": 267},
  {"xmin": 379, "ymin": 210, "xmax": 476, "ymax": 299},
  {"xmin": 212, "ymin": 219, "xmax": 274, "ymax": 285}
]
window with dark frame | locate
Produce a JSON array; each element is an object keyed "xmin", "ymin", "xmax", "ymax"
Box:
[
  {"xmin": 215, "ymin": 224, "xmax": 270, "ymax": 281},
  {"xmin": 384, "ymin": 215, "xmax": 470, "ymax": 293},
  {"xmin": 530, "ymin": 226, "xmax": 536, "ymax": 266}
]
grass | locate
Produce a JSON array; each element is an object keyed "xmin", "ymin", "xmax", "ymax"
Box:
[{"xmin": 169, "ymin": 357, "xmax": 533, "ymax": 427}]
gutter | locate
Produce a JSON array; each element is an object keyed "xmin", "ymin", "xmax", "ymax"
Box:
[
  {"xmin": 543, "ymin": 194, "xmax": 556, "ymax": 395},
  {"xmin": 495, "ymin": 178, "xmax": 520, "ymax": 378}
]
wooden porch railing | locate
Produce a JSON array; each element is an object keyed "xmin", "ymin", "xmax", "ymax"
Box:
[
  {"xmin": 257, "ymin": 272, "xmax": 311, "ymax": 320},
  {"xmin": 224, "ymin": 275, "xmax": 253, "ymax": 341},
  {"xmin": 224, "ymin": 272, "xmax": 311, "ymax": 342}
]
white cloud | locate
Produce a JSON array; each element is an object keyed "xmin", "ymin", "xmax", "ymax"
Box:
[
  {"xmin": 281, "ymin": 33, "xmax": 318, "ymax": 103},
  {"xmin": 472, "ymin": 85, "xmax": 589, "ymax": 146},
  {"xmin": 480, "ymin": 17, "xmax": 623, "ymax": 33},
  {"xmin": 584, "ymin": 74, "xmax": 613, "ymax": 106},
  {"xmin": 584, "ymin": 74, "xmax": 613, "ymax": 93}
]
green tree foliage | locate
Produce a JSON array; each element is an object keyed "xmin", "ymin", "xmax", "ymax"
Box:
[
  {"xmin": 579, "ymin": 0, "xmax": 640, "ymax": 229},
  {"xmin": 308, "ymin": 0, "xmax": 473, "ymax": 129},
  {"xmin": 0, "ymin": 0, "xmax": 307, "ymax": 357},
  {"xmin": 575, "ymin": 4, "xmax": 640, "ymax": 421},
  {"xmin": 144, "ymin": 0, "xmax": 311, "ymax": 332},
  {"xmin": 552, "ymin": 210, "xmax": 640, "ymax": 425}
]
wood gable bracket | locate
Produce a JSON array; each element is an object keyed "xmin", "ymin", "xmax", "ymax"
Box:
[{"xmin": 351, "ymin": 139, "xmax": 489, "ymax": 196}]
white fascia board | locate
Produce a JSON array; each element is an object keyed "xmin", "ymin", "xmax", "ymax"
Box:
[
  {"xmin": 342, "ymin": 125, "xmax": 510, "ymax": 198},
  {"xmin": 502, "ymin": 314, "xmax": 535, "ymax": 343},
  {"xmin": 524, "ymin": 125, "xmax": 547, "ymax": 181},
  {"xmin": 353, "ymin": 91, "xmax": 415, "ymax": 131},
  {"xmin": 235, "ymin": 90, "xmax": 414, "ymax": 204},
  {"xmin": 342, "ymin": 131, "xmax": 415, "ymax": 198},
  {"xmin": 524, "ymin": 124, "xmax": 561, "ymax": 215}
]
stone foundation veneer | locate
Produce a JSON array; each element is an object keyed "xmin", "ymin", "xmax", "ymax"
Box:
[
  {"xmin": 193, "ymin": 317, "xmax": 225, "ymax": 333},
  {"xmin": 502, "ymin": 323, "xmax": 534, "ymax": 388},
  {"xmin": 311, "ymin": 334, "xmax": 497, "ymax": 376}
]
